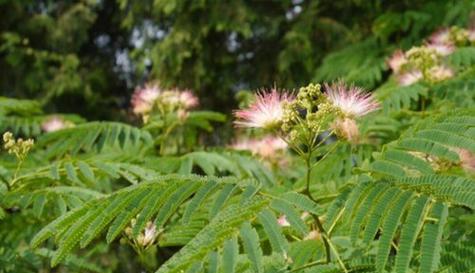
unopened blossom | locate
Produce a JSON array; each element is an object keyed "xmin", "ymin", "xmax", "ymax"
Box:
[
  {"xmin": 277, "ymin": 215, "xmax": 291, "ymax": 227},
  {"xmin": 387, "ymin": 50, "xmax": 407, "ymax": 73},
  {"xmin": 426, "ymin": 43, "xmax": 455, "ymax": 56},
  {"xmin": 332, "ymin": 118, "xmax": 360, "ymax": 143},
  {"xmin": 324, "ymin": 82, "xmax": 380, "ymax": 118},
  {"xmin": 131, "ymin": 83, "xmax": 161, "ymax": 114},
  {"xmin": 41, "ymin": 116, "xmax": 68, "ymax": 132},
  {"xmin": 398, "ymin": 70, "xmax": 423, "ymax": 86},
  {"xmin": 428, "ymin": 66, "xmax": 454, "ymax": 82},
  {"xmin": 234, "ymin": 89, "xmax": 294, "ymax": 129},
  {"xmin": 429, "ymin": 28, "xmax": 451, "ymax": 45}
]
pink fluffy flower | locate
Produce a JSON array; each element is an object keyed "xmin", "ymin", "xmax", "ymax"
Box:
[
  {"xmin": 387, "ymin": 50, "xmax": 407, "ymax": 73},
  {"xmin": 398, "ymin": 70, "xmax": 423, "ymax": 86},
  {"xmin": 41, "ymin": 116, "xmax": 67, "ymax": 132},
  {"xmin": 179, "ymin": 90, "xmax": 199, "ymax": 109},
  {"xmin": 234, "ymin": 89, "xmax": 293, "ymax": 129},
  {"xmin": 131, "ymin": 83, "xmax": 161, "ymax": 115},
  {"xmin": 429, "ymin": 66, "xmax": 454, "ymax": 82},
  {"xmin": 324, "ymin": 82, "xmax": 380, "ymax": 118},
  {"xmin": 429, "ymin": 28, "xmax": 451, "ymax": 44},
  {"xmin": 427, "ymin": 43, "xmax": 455, "ymax": 56}
]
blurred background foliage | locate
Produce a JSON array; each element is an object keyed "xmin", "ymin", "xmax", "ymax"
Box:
[{"xmin": 1, "ymin": 0, "xmax": 474, "ymax": 120}]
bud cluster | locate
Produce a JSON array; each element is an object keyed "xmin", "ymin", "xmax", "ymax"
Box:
[{"xmin": 3, "ymin": 132, "xmax": 34, "ymax": 161}]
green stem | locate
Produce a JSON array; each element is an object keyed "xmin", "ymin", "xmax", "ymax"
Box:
[{"xmin": 303, "ymin": 149, "xmax": 332, "ymax": 263}]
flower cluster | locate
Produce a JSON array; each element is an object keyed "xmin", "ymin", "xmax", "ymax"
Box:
[
  {"xmin": 131, "ymin": 82, "xmax": 199, "ymax": 122},
  {"xmin": 233, "ymin": 82, "xmax": 379, "ymax": 145},
  {"xmin": 386, "ymin": 26, "xmax": 475, "ymax": 86},
  {"xmin": 3, "ymin": 132, "xmax": 34, "ymax": 161},
  {"xmin": 388, "ymin": 46, "xmax": 453, "ymax": 86}
]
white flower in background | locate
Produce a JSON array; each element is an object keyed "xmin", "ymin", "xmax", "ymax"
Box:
[
  {"xmin": 41, "ymin": 116, "xmax": 68, "ymax": 132},
  {"xmin": 230, "ymin": 136, "xmax": 287, "ymax": 159}
]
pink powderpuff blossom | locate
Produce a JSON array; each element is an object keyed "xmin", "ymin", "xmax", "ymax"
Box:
[
  {"xmin": 429, "ymin": 28, "xmax": 451, "ymax": 45},
  {"xmin": 131, "ymin": 84, "xmax": 161, "ymax": 115},
  {"xmin": 387, "ymin": 50, "xmax": 407, "ymax": 73},
  {"xmin": 234, "ymin": 89, "xmax": 293, "ymax": 129},
  {"xmin": 41, "ymin": 116, "xmax": 68, "ymax": 132},
  {"xmin": 178, "ymin": 90, "xmax": 199, "ymax": 109},
  {"xmin": 324, "ymin": 82, "xmax": 380, "ymax": 118},
  {"xmin": 426, "ymin": 43, "xmax": 455, "ymax": 56},
  {"xmin": 398, "ymin": 70, "xmax": 423, "ymax": 86}
]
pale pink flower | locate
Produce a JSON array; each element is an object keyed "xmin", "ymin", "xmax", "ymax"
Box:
[
  {"xmin": 468, "ymin": 28, "xmax": 475, "ymax": 42},
  {"xmin": 429, "ymin": 28, "xmax": 451, "ymax": 44},
  {"xmin": 426, "ymin": 43, "xmax": 455, "ymax": 56},
  {"xmin": 324, "ymin": 82, "xmax": 380, "ymax": 118},
  {"xmin": 257, "ymin": 137, "xmax": 288, "ymax": 158},
  {"xmin": 277, "ymin": 215, "xmax": 291, "ymax": 227},
  {"xmin": 300, "ymin": 211, "xmax": 309, "ymax": 220},
  {"xmin": 456, "ymin": 148, "xmax": 475, "ymax": 172},
  {"xmin": 142, "ymin": 221, "xmax": 158, "ymax": 246},
  {"xmin": 179, "ymin": 90, "xmax": 199, "ymax": 109},
  {"xmin": 304, "ymin": 230, "xmax": 321, "ymax": 240},
  {"xmin": 131, "ymin": 83, "xmax": 161, "ymax": 114},
  {"xmin": 230, "ymin": 136, "xmax": 287, "ymax": 159},
  {"xmin": 398, "ymin": 70, "xmax": 423, "ymax": 86},
  {"xmin": 429, "ymin": 66, "xmax": 454, "ymax": 82},
  {"xmin": 387, "ymin": 50, "xmax": 407, "ymax": 73},
  {"xmin": 332, "ymin": 118, "xmax": 360, "ymax": 143},
  {"xmin": 234, "ymin": 89, "xmax": 293, "ymax": 129},
  {"xmin": 41, "ymin": 116, "xmax": 67, "ymax": 132}
]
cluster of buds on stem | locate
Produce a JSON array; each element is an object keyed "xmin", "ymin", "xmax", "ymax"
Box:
[{"xmin": 3, "ymin": 132, "xmax": 34, "ymax": 161}]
